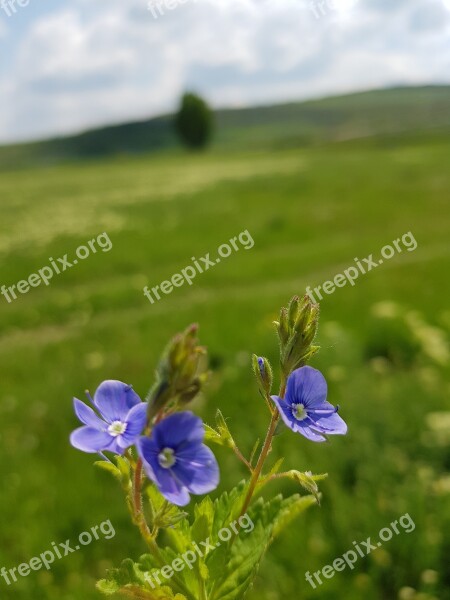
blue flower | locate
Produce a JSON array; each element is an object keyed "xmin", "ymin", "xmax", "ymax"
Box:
[
  {"xmin": 272, "ymin": 366, "xmax": 347, "ymax": 442},
  {"xmin": 137, "ymin": 411, "xmax": 219, "ymax": 506},
  {"xmin": 70, "ymin": 380, "xmax": 147, "ymax": 455}
]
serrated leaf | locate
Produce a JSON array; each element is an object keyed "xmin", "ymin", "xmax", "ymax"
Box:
[
  {"xmin": 97, "ymin": 578, "xmax": 120, "ymax": 595},
  {"xmin": 271, "ymin": 494, "xmax": 317, "ymax": 538},
  {"xmin": 118, "ymin": 584, "xmax": 187, "ymax": 599},
  {"xmin": 145, "ymin": 484, "xmax": 188, "ymax": 530},
  {"xmin": 207, "ymin": 490, "xmax": 316, "ymax": 600},
  {"xmin": 98, "ymin": 554, "xmax": 195, "ymax": 600}
]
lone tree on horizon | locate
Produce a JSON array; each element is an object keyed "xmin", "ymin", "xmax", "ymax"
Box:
[{"xmin": 175, "ymin": 92, "xmax": 213, "ymax": 149}]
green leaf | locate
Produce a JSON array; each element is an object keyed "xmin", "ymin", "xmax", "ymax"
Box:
[
  {"xmin": 97, "ymin": 484, "xmax": 315, "ymax": 600},
  {"xmin": 271, "ymin": 494, "xmax": 317, "ymax": 539},
  {"xmin": 284, "ymin": 471, "xmax": 328, "ymax": 505},
  {"xmin": 94, "ymin": 456, "xmax": 132, "ymax": 490},
  {"xmin": 204, "ymin": 410, "xmax": 236, "ymax": 450},
  {"xmin": 116, "ymin": 456, "xmax": 132, "ymax": 481},
  {"xmin": 96, "ymin": 578, "xmax": 120, "ymax": 595},
  {"xmin": 97, "ymin": 555, "xmax": 192, "ymax": 600},
  {"xmin": 145, "ymin": 484, "xmax": 188, "ymax": 530},
  {"xmin": 204, "ymin": 424, "xmax": 223, "ymax": 446},
  {"xmin": 192, "ymin": 498, "xmax": 214, "ymax": 546},
  {"xmin": 207, "ymin": 491, "xmax": 316, "ymax": 600},
  {"xmin": 248, "ymin": 439, "xmax": 260, "ymax": 466},
  {"xmin": 95, "ymin": 460, "xmax": 121, "ymax": 477}
]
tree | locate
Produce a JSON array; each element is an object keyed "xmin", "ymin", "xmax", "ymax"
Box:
[{"xmin": 175, "ymin": 92, "xmax": 213, "ymax": 149}]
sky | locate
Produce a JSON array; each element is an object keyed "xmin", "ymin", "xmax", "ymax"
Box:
[{"xmin": 0, "ymin": 0, "xmax": 449, "ymax": 143}]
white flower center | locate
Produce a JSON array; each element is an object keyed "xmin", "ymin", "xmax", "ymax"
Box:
[
  {"xmin": 158, "ymin": 447, "xmax": 176, "ymax": 469},
  {"xmin": 107, "ymin": 420, "xmax": 127, "ymax": 437},
  {"xmin": 292, "ymin": 403, "xmax": 308, "ymax": 422}
]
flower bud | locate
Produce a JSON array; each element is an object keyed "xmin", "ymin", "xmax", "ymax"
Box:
[
  {"xmin": 288, "ymin": 296, "xmax": 300, "ymax": 329},
  {"xmin": 252, "ymin": 354, "xmax": 273, "ymax": 396},
  {"xmin": 147, "ymin": 324, "xmax": 207, "ymax": 421},
  {"xmin": 278, "ymin": 295, "xmax": 321, "ymax": 375},
  {"xmin": 287, "ymin": 470, "xmax": 328, "ymax": 504}
]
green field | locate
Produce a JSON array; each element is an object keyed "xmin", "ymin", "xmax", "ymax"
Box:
[{"xmin": 0, "ymin": 111, "xmax": 449, "ymax": 599}]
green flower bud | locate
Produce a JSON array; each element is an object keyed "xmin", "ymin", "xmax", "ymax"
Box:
[
  {"xmin": 252, "ymin": 354, "xmax": 273, "ymax": 396},
  {"xmin": 288, "ymin": 295, "xmax": 300, "ymax": 329},
  {"xmin": 147, "ymin": 324, "xmax": 208, "ymax": 421},
  {"xmin": 278, "ymin": 295, "xmax": 321, "ymax": 376}
]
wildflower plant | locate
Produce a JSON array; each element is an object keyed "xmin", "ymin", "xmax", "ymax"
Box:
[{"xmin": 70, "ymin": 296, "xmax": 347, "ymax": 599}]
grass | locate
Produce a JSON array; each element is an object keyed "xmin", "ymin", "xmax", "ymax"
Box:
[
  {"xmin": 1, "ymin": 85, "xmax": 450, "ymax": 170},
  {"xmin": 0, "ymin": 133, "xmax": 449, "ymax": 600}
]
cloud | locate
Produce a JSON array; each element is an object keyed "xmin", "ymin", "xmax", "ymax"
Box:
[{"xmin": 0, "ymin": 0, "xmax": 449, "ymax": 142}]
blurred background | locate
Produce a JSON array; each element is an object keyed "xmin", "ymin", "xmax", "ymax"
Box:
[{"xmin": 0, "ymin": 0, "xmax": 449, "ymax": 599}]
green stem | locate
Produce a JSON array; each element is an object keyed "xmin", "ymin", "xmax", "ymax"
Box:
[
  {"xmin": 133, "ymin": 459, "xmax": 153, "ymax": 544},
  {"xmin": 233, "ymin": 444, "xmax": 253, "ymax": 472},
  {"xmin": 131, "ymin": 459, "xmax": 196, "ymax": 600},
  {"xmin": 239, "ymin": 379, "xmax": 287, "ymax": 518}
]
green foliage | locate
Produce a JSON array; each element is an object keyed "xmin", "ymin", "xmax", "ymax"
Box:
[
  {"xmin": 0, "ymin": 131, "xmax": 448, "ymax": 600},
  {"xmin": 97, "ymin": 483, "xmax": 316, "ymax": 600},
  {"xmin": 145, "ymin": 486, "xmax": 188, "ymax": 531},
  {"xmin": 204, "ymin": 409, "xmax": 236, "ymax": 450},
  {"xmin": 365, "ymin": 302, "xmax": 449, "ymax": 367},
  {"xmin": 95, "ymin": 456, "xmax": 132, "ymax": 490},
  {"xmin": 175, "ymin": 93, "xmax": 213, "ymax": 149}
]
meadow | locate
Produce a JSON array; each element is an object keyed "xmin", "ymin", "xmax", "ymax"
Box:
[{"xmin": 0, "ymin": 127, "xmax": 449, "ymax": 599}]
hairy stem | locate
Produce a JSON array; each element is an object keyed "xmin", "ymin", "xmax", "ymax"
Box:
[
  {"xmin": 239, "ymin": 380, "xmax": 286, "ymax": 517},
  {"xmin": 233, "ymin": 445, "xmax": 253, "ymax": 472},
  {"xmin": 132, "ymin": 459, "xmax": 196, "ymax": 600},
  {"xmin": 132, "ymin": 458, "xmax": 153, "ymax": 544}
]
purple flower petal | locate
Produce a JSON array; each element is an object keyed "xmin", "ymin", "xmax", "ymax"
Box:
[
  {"xmin": 151, "ymin": 465, "xmax": 191, "ymax": 506},
  {"xmin": 297, "ymin": 422, "xmax": 327, "ymax": 442},
  {"xmin": 173, "ymin": 443, "xmax": 220, "ymax": 495},
  {"xmin": 70, "ymin": 426, "xmax": 114, "ymax": 453},
  {"xmin": 137, "ymin": 436, "xmax": 158, "ymax": 479},
  {"xmin": 285, "ymin": 366, "xmax": 327, "ymax": 409},
  {"xmin": 137, "ymin": 437, "xmax": 190, "ymax": 506},
  {"xmin": 308, "ymin": 411, "xmax": 348, "ymax": 435},
  {"xmin": 93, "ymin": 380, "xmax": 141, "ymax": 423},
  {"xmin": 273, "ymin": 367, "xmax": 347, "ymax": 443},
  {"xmin": 137, "ymin": 412, "xmax": 219, "ymax": 506},
  {"xmin": 272, "ymin": 396, "xmax": 298, "ymax": 430},
  {"xmin": 106, "ymin": 438, "xmax": 125, "ymax": 455},
  {"xmin": 73, "ymin": 398, "xmax": 105, "ymax": 429},
  {"xmin": 117, "ymin": 403, "xmax": 148, "ymax": 449},
  {"xmin": 153, "ymin": 412, "xmax": 204, "ymax": 450}
]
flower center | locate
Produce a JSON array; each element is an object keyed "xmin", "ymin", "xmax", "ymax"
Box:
[
  {"xmin": 107, "ymin": 420, "xmax": 127, "ymax": 437},
  {"xmin": 158, "ymin": 447, "xmax": 176, "ymax": 469},
  {"xmin": 292, "ymin": 403, "xmax": 308, "ymax": 421}
]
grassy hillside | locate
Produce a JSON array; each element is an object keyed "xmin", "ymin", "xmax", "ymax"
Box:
[
  {"xmin": 0, "ymin": 127, "xmax": 449, "ymax": 599},
  {"xmin": 1, "ymin": 85, "xmax": 450, "ymax": 170}
]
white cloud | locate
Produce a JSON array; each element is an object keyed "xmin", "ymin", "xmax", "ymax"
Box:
[{"xmin": 0, "ymin": 0, "xmax": 449, "ymax": 142}]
